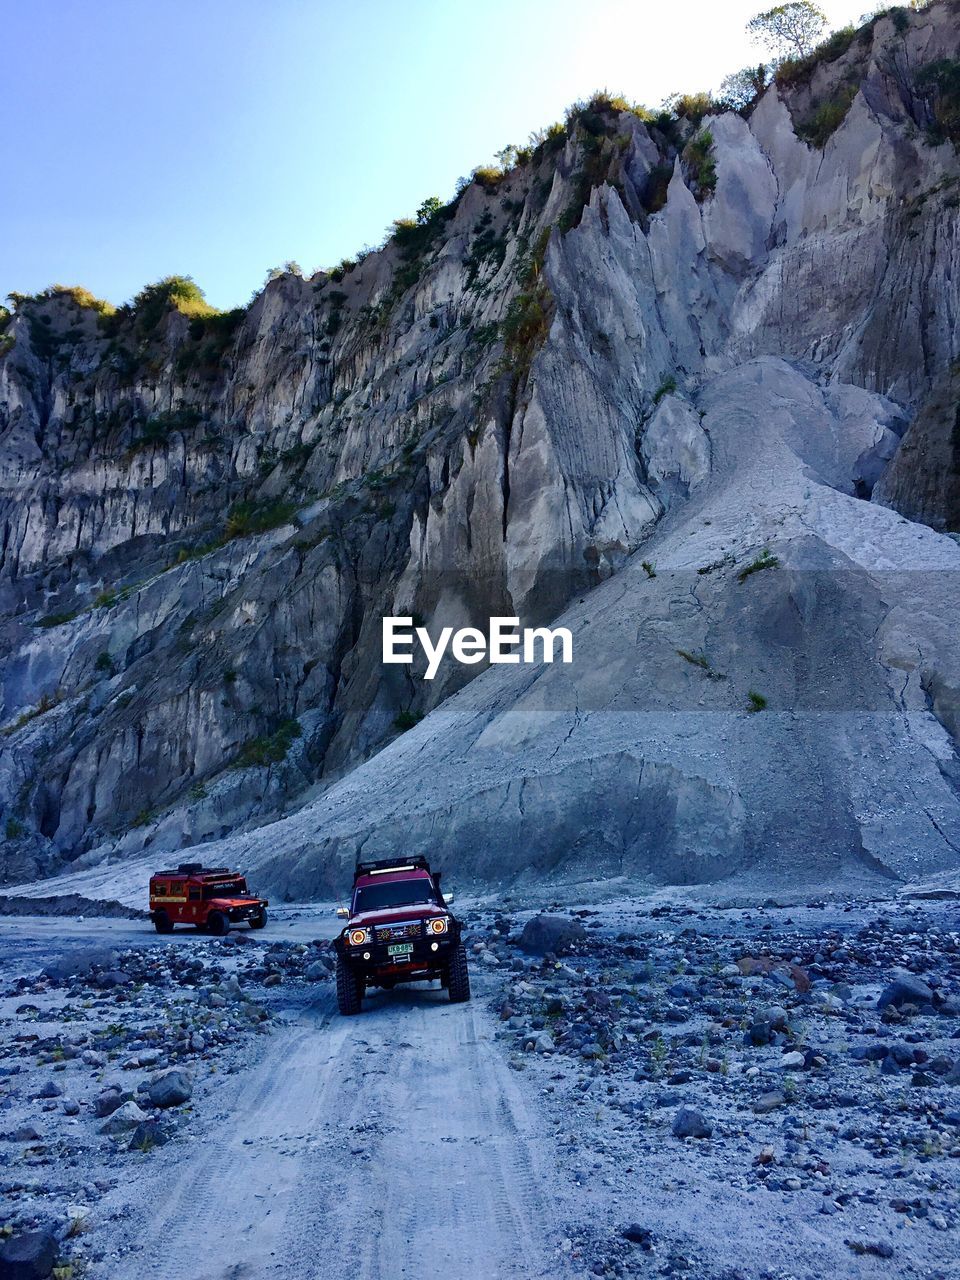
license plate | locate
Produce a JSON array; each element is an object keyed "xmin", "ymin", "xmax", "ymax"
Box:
[{"xmin": 387, "ymin": 943, "xmax": 414, "ymax": 956}]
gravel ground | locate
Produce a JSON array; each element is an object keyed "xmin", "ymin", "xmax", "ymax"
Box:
[
  {"xmin": 0, "ymin": 928, "xmax": 334, "ymax": 1277},
  {"xmin": 466, "ymin": 894, "xmax": 960, "ymax": 1279},
  {"xmin": 1, "ymin": 893, "xmax": 959, "ymax": 1279}
]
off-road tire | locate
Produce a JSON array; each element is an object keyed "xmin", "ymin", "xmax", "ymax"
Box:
[
  {"xmin": 153, "ymin": 911, "xmax": 174, "ymax": 934},
  {"xmin": 447, "ymin": 943, "xmax": 471, "ymax": 1003},
  {"xmin": 249, "ymin": 908, "xmax": 267, "ymax": 930},
  {"xmin": 207, "ymin": 911, "xmax": 229, "ymax": 937},
  {"xmin": 336, "ymin": 956, "xmax": 363, "ymax": 1015}
]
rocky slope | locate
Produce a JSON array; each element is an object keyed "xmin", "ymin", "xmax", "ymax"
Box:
[{"xmin": 1, "ymin": 2, "xmax": 960, "ymax": 893}]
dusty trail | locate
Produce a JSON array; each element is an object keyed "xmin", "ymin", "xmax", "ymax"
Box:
[{"xmin": 107, "ymin": 983, "xmax": 567, "ymax": 1280}]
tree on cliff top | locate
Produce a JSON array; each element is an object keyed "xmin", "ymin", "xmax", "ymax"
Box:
[{"xmin": 747, "ymin": 2, "xmax": 827, "ymax": 60}]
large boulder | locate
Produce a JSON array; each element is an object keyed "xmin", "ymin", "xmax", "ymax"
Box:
[
  {"xmin": 41, "ymin": 946, "xmax": 116, "ymax": 981},
  {"xmin": 877, "ymin": 968, "xmax": 934, "ymax": 1011},
  {"xmin": 672, "ymin": 1107, "xmax": 712, "ymax": 1139},
  {"xmin": 95, "ymin": 969, "xmax": 132, "ymax": 989},
  {"xmin": 147, "ymin": 1070, "xmax": 192, "ymax": 1109},
  {"xmin": 0, "ymin": 1229, "xmax": 58, "ymax": 1279},
  {"xmin": 517, "ymin": 915, "xmax": 587, "ymax": 956}
]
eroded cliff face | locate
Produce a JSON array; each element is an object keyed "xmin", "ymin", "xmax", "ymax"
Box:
[{"xmin": 2, "ymin": 2, "xmax": 959, "ymax": 889}]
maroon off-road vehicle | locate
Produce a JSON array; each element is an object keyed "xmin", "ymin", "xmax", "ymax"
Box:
[{"xmin": 333, "ymin": 856, "xmax": 470, "ymax": 1015}]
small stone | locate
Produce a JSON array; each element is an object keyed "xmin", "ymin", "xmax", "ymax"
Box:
[
  {"xmin": 846, "ymin": 1240, "xmax": 893, "ymax": 1259},
  {"xmin": 621, "ymin": 1224, "xmax": 653, "ymax": 1248},
  {"xmin": 99, "ymin": 1101, "xmax": 148, "ymax": 1135},
  {"xmin": 780, "ymin": 1051, "xmax": 805, "ymax": 1068},
  {"xmin": 93, "ymin": 1090, "xmax": 125, "ymax": 1118},
  {"xmin": 754, "ymin": 1091, "xmax": 785, "ymax": 1114},
  {"xmin": 128, "ymin": 1118, "xmax": 170, "ymax": 1151},
  {"xmin": 37, "ymin": 1080, "xmax": 62, "ymax": 1099},
  {"xmin": 10, "ymin": 1125, "xmax": 41, "ymax": 1142}
]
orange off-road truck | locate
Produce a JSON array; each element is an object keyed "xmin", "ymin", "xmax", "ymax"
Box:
[{"xmin": 149, "ymin": 863, "xmax": 268, "ymax": 935}]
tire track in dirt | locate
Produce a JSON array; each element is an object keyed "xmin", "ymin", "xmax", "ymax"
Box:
[{"xmin": 105, "ymin": 983, "xmax": 567, "ymax": 1280}]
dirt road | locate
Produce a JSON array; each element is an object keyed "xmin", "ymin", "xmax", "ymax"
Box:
[{"xmin": 104, "ymin": 983, "xmax": 567, "ymax": 1280}]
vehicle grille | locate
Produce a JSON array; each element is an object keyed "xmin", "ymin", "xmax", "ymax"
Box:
[{"xmin": 374, "ymin": 921, "xmax": 422, "ymax": 944}]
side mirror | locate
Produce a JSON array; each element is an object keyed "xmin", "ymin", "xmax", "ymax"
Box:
[
  {"xmin": 335, "ymin": 907, "xmax": 349, "ymax": 919},
  {"xmin": 443, "ymin": 891, "xmax": 455, "ymax": 905}
]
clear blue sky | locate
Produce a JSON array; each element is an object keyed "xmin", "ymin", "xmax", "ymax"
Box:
[{"xmin": 1, "ymin": 0, "xmax": 858, "ymax": 311}]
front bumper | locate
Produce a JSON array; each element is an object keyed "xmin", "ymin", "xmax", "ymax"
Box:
[
  {"xmin": 227, "ymin": 902, "xmax": 266, "ymax": 921},
  {"xmin": 340, "ymin": 933, "xmax": 455, "ymax": 974}
]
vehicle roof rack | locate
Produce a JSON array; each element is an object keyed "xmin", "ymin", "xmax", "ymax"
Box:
[
  {"xmin": 353, "ymin": 855, "xmax": 431, "ymax": 880},
  {"xmin": 152, "ymin": 864, "xmax": 234, "ymax": 877}
]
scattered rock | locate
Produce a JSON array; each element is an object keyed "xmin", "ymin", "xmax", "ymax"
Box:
[
  {"xmin": 99, "ymin": 1100, "xmax": 148, "ymax": 1135},
  {"xmin": 41, "ymin": 946, "xmax": 116, "ymax": 980},
  {"xmin": 0, "ymin": 1228, "xmax": 58, "ymax": 1279},
  {"xmin": 128, "ymin": 1117, "xmax": 170, "ymax": 1151},
  {"xmin": 878, "ymin": 968, "xmax": 934, "ymax": 1011},
  {"xmin": 147, "ymin": 1070, "xmax": 192, "ymax": 1109},
  {"xmin": 736, "ymin": 956, "xmax": 810, "ymax": 992},
  {"xmin": 846, "ymin": 1239, "xmax": 894, "ymax": 1259},
  {"xmin": 517, "ymin": 915, "xmax": 587, "ymax": 956},
  {"xmin": 93, "ymin": 1090, "xmax": 125, "ymax": 1119},
  {"xmin": 10, "ymin": 1125, "xmax": 41, "ymax": 1143},
  {"xmin": 621, "ymin": 1224, "xmax": 653, "ymax": 1248},
  {"xmin": 672, "ymin": 1107, "xmax": 712, "ymax": 1139}
]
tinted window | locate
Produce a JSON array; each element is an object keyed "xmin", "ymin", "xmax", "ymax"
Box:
[
  {"xmin": 354, "ymin": 879, "xmax": 437, "ymax": 912},
  {"xmin": 203, "ymin": 880, "xmax": 246, "ymax": 899}
]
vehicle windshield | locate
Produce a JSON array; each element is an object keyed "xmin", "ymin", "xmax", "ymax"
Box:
[
  {"xmin": 203, "ymin": 880, "xmax": 247, "ymax": 899},
  {"xmin": 353, "ymin": 879, "xmax": 436, "ymax": 913}
]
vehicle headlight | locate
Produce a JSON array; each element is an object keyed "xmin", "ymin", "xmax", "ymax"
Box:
[
  {"xmin": 349, "ymin": 928, "xmax": 370, "ymax": 946},
  {"xmin": 428, "ymin": 917, "xmax": 449, "ymax": 935}
]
